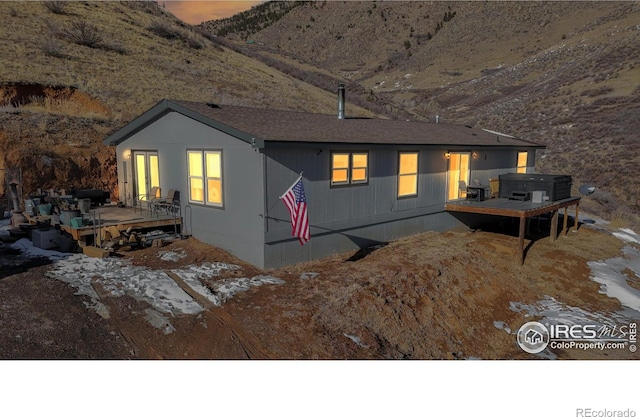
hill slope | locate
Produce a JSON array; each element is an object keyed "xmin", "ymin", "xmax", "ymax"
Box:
[
  {"xmin": 205, "ymin": 1, "xmax": 640, "ymax": 222},
  {"xmin": 0, "ymin": 1, "xmax": 372, "ymax": 199}
]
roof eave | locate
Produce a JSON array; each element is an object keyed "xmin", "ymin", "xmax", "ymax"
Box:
[
  {"xmin": 168, "ymin": 101, "xmax": 261, "ymax": 147},
  {"xmin": 102, "ymin": 99, "xmax": 264, "ymax": 148},
  {"xmin": 103, "ymin": 99, "xmax": 170, "ymax": 146}
]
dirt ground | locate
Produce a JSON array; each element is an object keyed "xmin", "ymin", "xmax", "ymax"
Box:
[{"xmin": 0, "ymin": 218, "xmax": 638, "ymax": 360}]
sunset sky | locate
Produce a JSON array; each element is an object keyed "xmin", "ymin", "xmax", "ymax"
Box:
[{"xmin": 164, "ymin": 1, "xmax": 262, "ymax": 24}]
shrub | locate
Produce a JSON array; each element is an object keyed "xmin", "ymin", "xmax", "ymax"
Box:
[
  {"xmin": 149, "ymin": 19, "xmax": 207, "ymax": 50},
  {"xmin": 65, "ymin": 21, "xmax": 103, "ymax": 48},
  {"xmin": 43, "ymin": 1, "xmax": 66, "ymax": 15},
  {"xmin": 41, "ymin": 38, "xmax": 66, "ymax": 58},
  {"xmin": 185, "ymin": 35, "xmax": 204, "ymax": 50},
  {"xmin": 149, "ymin": 19, "xmax": 182, "ymax": 40},
  {"xmin": 120, "ymin": 0, "xmax": 165, "ymax": 16},
  {"xmin": 103, "ymin": 41, "xmax": 129, "ymax": 55},
  {"xmin": 193, "ymin": 27, "xmax": 224, "ymax": 52}
]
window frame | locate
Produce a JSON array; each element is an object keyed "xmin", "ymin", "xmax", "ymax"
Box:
[
  {"xmin": 187, "ymin": 149, "xmax": 224, "ymax": 208},
  {"xmin": 330, "ymin": 151, "xmax": 369, "ymax": 186},
  {"xmin": 397, "ymin": 151, "xmax": 419, "ymax": 198}
]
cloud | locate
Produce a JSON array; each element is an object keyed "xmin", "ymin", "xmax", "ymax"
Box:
[{"xmin": 164, "ymin": 1, "xmax": 262, "ymax": 24}]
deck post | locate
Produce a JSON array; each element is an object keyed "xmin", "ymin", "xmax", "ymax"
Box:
[
  {"xmin": 550, "ymin": 209, "xmax": 558, "ymax": 243},
  {"xmin": 518, "ymin": 215, "xmax": 526, "ymax": 265},
  {"xmin": 563, "ymin": 207, "xmax": 569, "ymax": 236},
  {"xmin": 574, "ymin": 200, "xmax": 579, "ymax": 232}
]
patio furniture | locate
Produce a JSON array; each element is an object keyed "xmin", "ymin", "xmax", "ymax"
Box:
[
  {"xmin": 135, "ymin": 186, "xmax": 160, "ymax": 214},
  {"xmin": 152, "ymin": 189, "xmax": 180, "ymax": 217},
  {"xmin": 459, "ymin": 180, "xmax": 479, "ymax": 200}
]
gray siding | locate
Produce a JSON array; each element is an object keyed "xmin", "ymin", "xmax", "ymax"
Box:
[
  {"xmin": 116, "ymin": 112, "xmax": 265, "ymax": 267},
  {"xmin": 469, "ymin": 149, "xmax": 533, "ymax": 185},
  {"xmin": 264, "ymin": 144, "xmax": 449, "ymax": 236},
  {"xmin": 262, "ymin": 143, "xmax": 537, "ymax": 268}
]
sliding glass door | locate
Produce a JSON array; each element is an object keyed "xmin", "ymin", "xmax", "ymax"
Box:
[{"xmin": 447, "ymin": 152, "xmax": 471, "ymax": 201}]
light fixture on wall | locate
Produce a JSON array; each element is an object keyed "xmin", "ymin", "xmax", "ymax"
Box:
[
  {"xmin": 123, "ymin": 149, "xmax": 131, "ymax": 160},
  {"xmin": 472, "ymin": 152, "xmax": 479, "ymax": 159},
  {"xmin": 444, "ymin": 152, "xmax": 451, "ymax": 159}
]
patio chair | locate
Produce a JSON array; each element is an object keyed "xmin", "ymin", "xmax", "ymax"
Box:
[
  {"xmin": 459, "ymin": 180, "xmax": 478, "ymax": 200},
  {"xmin": 474, "ymin": 178, "xmax": 492, "ymax": 198},
  {"xmin": 136, "ymin": 186, "xmax": 160, "ymax": 214},
  {"xmin": 152, "ymin": 189, "xmax": 180, "ymax": 217}
]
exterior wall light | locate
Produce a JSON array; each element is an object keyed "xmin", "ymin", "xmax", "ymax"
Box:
[{"xmin": 444, "ymin": 152, "xmax": 451, "ymax": 159}]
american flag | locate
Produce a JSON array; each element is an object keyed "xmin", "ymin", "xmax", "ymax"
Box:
[{"xmin": 279, "ymin": 176, "xmax": 310, "ymax": 245}]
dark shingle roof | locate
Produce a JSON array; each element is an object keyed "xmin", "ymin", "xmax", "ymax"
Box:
[{"xmin": 104, "ymin": 99, "xmax": 543, "ymax": 149}]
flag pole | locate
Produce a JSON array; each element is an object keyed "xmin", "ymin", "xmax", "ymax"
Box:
[{"xmin": 279, "ymin": 172, "xmax": 304, "ymax": 199}]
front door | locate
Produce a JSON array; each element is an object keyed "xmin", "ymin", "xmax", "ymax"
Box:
[
  {"xmin": 447, "ymin": 152, "xmax": 471, "ymax": 201},
  {"xmin": 133, "ymin": 151, "xmax": 159, "ymax": 202}
]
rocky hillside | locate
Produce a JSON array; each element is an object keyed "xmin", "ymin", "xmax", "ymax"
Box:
[
  {"xmin": 0, "ymin": 1, "xmax": 371, "ymax": 201},
  {"xmin": 204, "ymin": 1, "xmax": 640, "ymax": 222}
]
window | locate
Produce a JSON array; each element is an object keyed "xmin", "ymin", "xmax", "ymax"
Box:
[
  {"xmin": 188, "ymin": 150, "xmax": 223, "ymax": 207},
  {"xmin": 331, "ymin": 152, "xmax": 368, "ymax": 185},
  {"xmin": 517, "ymin": 151, "xmax": 528, "ymax": 174},
  {"xmin": 398, "ymin": 152, "xmax": 418, "ymax": 197}
]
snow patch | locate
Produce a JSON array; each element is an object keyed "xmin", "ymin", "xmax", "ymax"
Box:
[
  {"xmin": 171, "ymin": 267, "xmax": 223, "ymax": 306},
  {"xmin": 145, "ymin": 308, "xmax": 176, "ymax": 334},
  {"xmin": 47, "ymin": 254, "xmax": 205, "ymax": 316},
  {"xmin": 509, "ymin": 295, "xmax": 626, "ymax": 327},
  {"xmin": 588, "ymin": 246, "xmax": 640, "ymax": 315},
  {"xmin": 158, "ymin": 250, "xmax": 187, "ymax": 262},
  {"xmin": 206, "ymin": 275, "xmax": 285, "ymax": 304},
  {"xmin": 612, "ymin": 228, "xmax": 640, "ymax": 244},
  {"xmin": 9, "ymin": 238, "xmax": 71, "ymax": 261},
  {"xmin": 39, "ymin": 249, "xmax": 287, "ymax": 336},
  {"xmin": 493, "ymin": 321, "xmax": 511, "ymax": 334},
  {"xmin": 343, "ymin": 333, "xmax": 369, "ymax": 348},
  {"xmin": 300, "ymin": 272, "xmax": 319, "ymax": 280}
]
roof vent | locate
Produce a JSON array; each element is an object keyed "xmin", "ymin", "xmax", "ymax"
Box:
[{"xmin": 338, "ymin": 84, "xmax": 345, "ymax": 120}]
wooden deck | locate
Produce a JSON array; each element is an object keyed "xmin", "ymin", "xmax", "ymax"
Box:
[
  {"xmin": 21, "ymin": 204, "xmax": 181, "ymax": 244},
  {"xmin": 445, "ymin": 196, "xmax": 581, "ymax": 265}
]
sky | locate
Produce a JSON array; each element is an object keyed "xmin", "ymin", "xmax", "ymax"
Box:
[{"xmin": 163, "ymin": 0, "xmax": 262, "ymax": 24}]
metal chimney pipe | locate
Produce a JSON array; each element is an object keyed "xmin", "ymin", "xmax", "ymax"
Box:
[{"xmin": 337, "ymin": 84, "xmax": 345, "ymax": 120}]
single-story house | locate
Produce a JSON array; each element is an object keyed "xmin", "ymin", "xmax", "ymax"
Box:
[{"xmin": 103, "ymin": 96, "xmax": 544, "ymax": 268}]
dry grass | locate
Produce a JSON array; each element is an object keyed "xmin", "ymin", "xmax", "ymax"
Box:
[
  {"xmin": 0, "ymin": 1, "xmax": 361, "ymax": 120},
  {"xmin": 610, "ymin": 208, "xmax": 640, "ymax": 231},
  {"xmin": 214, "ymin": 225, "xmax": 632, "ymax": 359}
]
